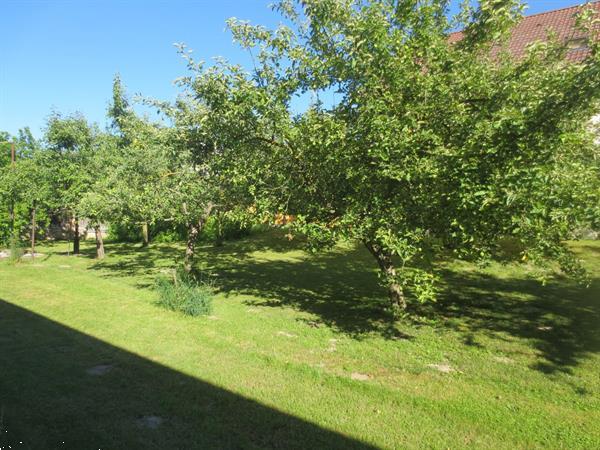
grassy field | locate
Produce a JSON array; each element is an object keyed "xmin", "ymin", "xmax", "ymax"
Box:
[{"xmin": 0, "ymin": 232, "xmax": 598, "ymax": 449}]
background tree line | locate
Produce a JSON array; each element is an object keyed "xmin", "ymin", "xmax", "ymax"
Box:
[{"xmin": 1, "ymin": 0, "xmax": 599, "ymax": 314}]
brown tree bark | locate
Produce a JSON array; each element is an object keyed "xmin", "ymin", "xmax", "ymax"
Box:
[
  {"xmin": 141, "ymin": 222, "xmax": 149, "ymax": 247},
  {"xmin": 183, "ymin": 203, "xmax": 214, "ymax": 273},
  {"xmin": 364, "ymin": 240, "xmax": 406, "ymax": 311},
  {"xmin": 184, "ymin": 220, "xmax": 201, "ymax": 274},
  {"xmin": 30, "ymin": 205, "xmax": 36, "ymax": 261},
  {"xmin": 73, "ymin": 216, "xmax": 80, "ymax": 255},
  {"xmin": 95, "ymin": 225, "xmax": 105, "ymax": 259},
  {"xmin": 9, "ymin": 202, "xmax": 14, "ymax": 236}
]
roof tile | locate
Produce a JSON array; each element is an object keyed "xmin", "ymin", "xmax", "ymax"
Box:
[{"xmin": 449, "ymin": 2, "xmax": 600, "ymax": 62}]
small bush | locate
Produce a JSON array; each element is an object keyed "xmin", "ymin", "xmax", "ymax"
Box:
[
  {"xmin": 201, "ymin": 215, "xmax": 251, "ymax": 245},
  {"xmin": 9, "ymin": 235, "xmax": 24, "ymax": 263},
  {"xmin": 155, "ymin": 269, "xmax": 213, "ymax": 317},
  {"xmin": 153, "ymin": 229, "xmax": 184, "ymax": 243},
  {"xmin": 107, "ymin": 222, "xmax": 142, "ymax": 242}
]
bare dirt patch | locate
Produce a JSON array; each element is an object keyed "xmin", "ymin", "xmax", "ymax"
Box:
[
  {"xmin": 136, "ymin": 415, "xmax": 163, "ymax": 429},
  {"xmin": 277, "ymin": 331, "xmax": 297, "ymax": 338},
  {"xmin": 22, "ymin": 252, "xmax": 45, "ymax": 258},
  {"xmin": 350, "ymin": 372, "xmax": 370, "ymax": 381},
  {"xmin": 493, "ymin": 356, "xmax": 514, "ymax": 364},
  {"xmin": 427, "ymin": 364, "xmax": 455, "ymax": 373},
  {"xmin": 86, "ymin": 364, "xmax": 114, "ymax": 376},
  {"xmin": 327, "ymin": 338, "xmax": 338, "ymax": 352}
]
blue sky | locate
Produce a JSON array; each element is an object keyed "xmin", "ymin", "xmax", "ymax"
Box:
[{"xmin": 0, "ymin": 0, "xmax": 587, "ymax": 138}]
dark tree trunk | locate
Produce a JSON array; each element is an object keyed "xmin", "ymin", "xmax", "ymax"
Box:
[
  {"xmin": 9, "ymin": 201, "xmax": 14, "ymax": 235},
  {"xmin": 142, "ymin": 222, "xmax": 149, "ymax": 247},
  {"xmin": 364, "ymin": 240, "xmax": 406, "ymax": 311},
  {"xmin": 184, "ymin": 220, "xmax": 202, "ymax": 274},
  {"xmin": 183, "ymin": 203, "xmax": 214, "ymax": 273},
  {"xmin": 30, "ymin": 205, "xmax": 36, "ymax": 260},
  {"xmin": 73, "ymin": 216, "xmax": 80, "ymax": 255},
  {"xmin": 95, "ymin": 225, "xmax": 105, "ymax": 259}
]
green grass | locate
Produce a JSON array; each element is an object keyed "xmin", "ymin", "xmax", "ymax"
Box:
[{"xmin": 0, "ymin": 232, "xmax": 599, "ymax": 449}]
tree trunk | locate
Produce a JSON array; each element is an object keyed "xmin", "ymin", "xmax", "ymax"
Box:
[
  {"xmin": 95, "ymin": 225, "xmax": 105, "ymax": 259},
  {"xmin": 30, "ymin": 205, "xmax": 36, "ymax": 260},
  {"xmin": 141, "ymin": 222, "xmax": 149, "ymax": 247},
  {"xmin": 183, "ymin": 203, "xmax": 214, "ymax": 273},
  {"xmin": 184, "ymin": 220, "xmax": 201, "ymax": 274},
  {"xmin": 73, "ymin": 216, "xmax": 80, "ymax": 255},
  {"xmin": 364, "ymin": 241, "xmax": 406, "ymax": 312},
  {"xmin": 9, "ymin": 200, "xmax": 14, "ymax": 236}
]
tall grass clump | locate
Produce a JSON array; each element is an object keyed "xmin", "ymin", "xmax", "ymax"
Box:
[
  {"xmin": 9, "ymin": 235, "xmax": 24, "ymax": 263},
  {"xmin": 155, "ymin": 269, "xmax": 213, "ymax": 317}
]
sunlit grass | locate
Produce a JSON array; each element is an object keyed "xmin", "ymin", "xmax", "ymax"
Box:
[{"xmin": 0, "ymin": 232, "xmax": 598, "ymax": 449}]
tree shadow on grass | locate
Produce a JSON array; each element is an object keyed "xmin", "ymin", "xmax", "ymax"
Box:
[
  {"xmin": 424, "ymin": 268, "xmax": 600, "ymax": 375},
  {"xmin": 205, "ymin": 240, "xmax": 398, "ymax": 338},
  {"xmin": 85, "ymin": 233, "xmax": 302, "ymax": 289},
  {"xmin": 77, "ymin": 231, "xmax": 600, "ymax": 373},
  {"xmin": 203, "ymin": 234, "xmax": 600, "ymax": 372},
  {"xmin": 86, "ymin": 242, "xmax": 184, "ymax": 287},
  {"xmin": 0, "ymin": 299, "xmax": 375, "ymax": 450},
  {"xmin": 78, "ymin": 232, "xmax": 398, "ymax": 337}
]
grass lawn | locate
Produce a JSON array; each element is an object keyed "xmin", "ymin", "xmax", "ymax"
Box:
[{"xmin": 0, "ymin": 232, "xmax": 598, "ymax": 449}]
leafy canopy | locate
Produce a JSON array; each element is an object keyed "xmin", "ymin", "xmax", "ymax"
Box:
[{"xmin": 178, "ymin": 0, "xmax": 600, "ymax": 306}]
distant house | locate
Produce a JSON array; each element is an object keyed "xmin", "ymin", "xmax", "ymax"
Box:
[
  {"xmin": 48, "ymin": 215, "xmax": 108, "ymax": 241},
  {"xmin": 449, "ymin": 2, "xmax": 600, "ymax": 62},
  {"xmin": 451, "ymin": 1, "xmax": 599, "ymax": 146}
]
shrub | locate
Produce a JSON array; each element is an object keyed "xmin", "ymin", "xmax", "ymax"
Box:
[
  {"xmin": 155, "ymin": 269, "xmax": 213, "ymax": 317},
  {"xmin": 9, "ymin": 235, "xmax": 24, "ymax": 263},
  {"xmin": 201, "ymin": 215, "xmax": 251, "ymax": 245},
  {"xmin": 107, "ymin": 222, "xmax": 142, "ymax": 242},
  {"xmin": 108, "ymin": 221, "xmax": 188, "ymax": 243},
  {"xmin": 153, "ymin": 229, "xmax": 185, "ymax": 243}
]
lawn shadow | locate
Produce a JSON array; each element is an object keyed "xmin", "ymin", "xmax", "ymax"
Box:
[
  {"xmin": 81, "ymin": 232, "xmax": 397, "ymax": 337},
  {"xmin": 0, "ymin": 299, "xmax": 375, "ymax": 450},
  {"xmin": 85, "ymin": 234, "xmax": 302, "ymax": 288},
  {"xmin": 86, "ymin": 242, "xmax": 184, "ymax": 287},
  {"xmin": 204, "ymin": 233, "xmax": 600, "ymax": 371},
  {"xmin": 204, "ymin": 235, "xmax": 395, "ymax": 337},
  {"xmin": 70, "ymin": 231, "xmax": 600, "ymax": 372},
  {"xmin": 425, "ymin": 267, "xmax": 600, "ymax": 375}
]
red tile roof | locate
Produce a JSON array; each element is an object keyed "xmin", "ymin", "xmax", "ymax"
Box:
[{"xmin": 449, "ymin": 1, "xmax": 600, "ymax": 62}]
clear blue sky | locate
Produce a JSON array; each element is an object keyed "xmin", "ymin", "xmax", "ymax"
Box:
[{"xmin": 0, "ymin": 0, "xmax": 586, "ymax": 138}]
